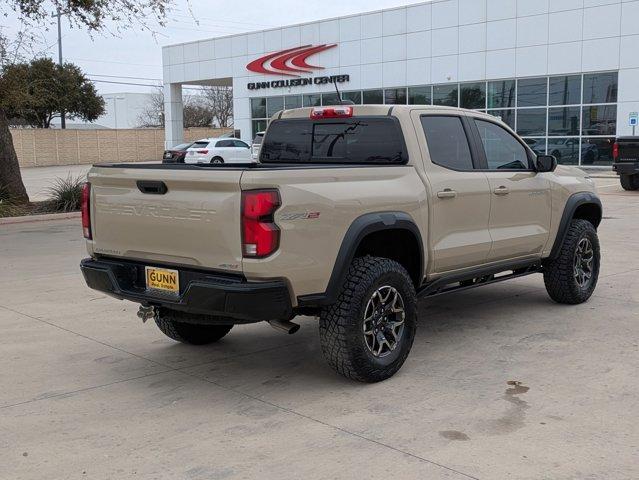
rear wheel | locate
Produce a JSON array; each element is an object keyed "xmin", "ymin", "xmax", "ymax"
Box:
[
  {"xmin": 154, "ymin": 309, "xmax": 233, "ymax": 345},
  {"xmin": 543, "ymin": 219, "xmax": 600, "ymax": 304},
  {"xmin": 620, "ymin": 174, "xmax": 639, "ymax": 191},
  {"xmin": 211, "ymin": 157, "xmax": 224, "ymax": 164},
  {"xmin": 319, "ymin": 256, "xmax": 417, "ymax": 383}
]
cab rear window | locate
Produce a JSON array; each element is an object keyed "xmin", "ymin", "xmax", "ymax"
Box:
[{"xmin": 260, "ymin": 117, "xmax": 407, "ymax": 164}]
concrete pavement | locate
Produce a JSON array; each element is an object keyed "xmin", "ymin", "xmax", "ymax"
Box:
[{"xmin": 0, "ymin": 177, "xmax": 637, "ymax": 479}]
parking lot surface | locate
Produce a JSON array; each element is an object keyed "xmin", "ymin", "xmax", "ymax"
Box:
[{"xmin": 1, "ymin": 177, "xmax": 637, "ymax": 480}]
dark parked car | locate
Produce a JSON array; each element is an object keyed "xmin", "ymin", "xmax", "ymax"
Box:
[
  {"xmin": 613, "ymin": 137, "xmax": 639, "ymax": 190},
  {"xmin": 162, "ymin": 142, "xmax": 194, "ymax": 163}
]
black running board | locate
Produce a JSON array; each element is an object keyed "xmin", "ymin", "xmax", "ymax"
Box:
[{"xmin": 417, "ymin": 261, "xmax": 542, "ymax": 299}]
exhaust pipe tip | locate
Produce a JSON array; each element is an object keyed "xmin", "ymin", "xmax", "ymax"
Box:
[{"xmin": 268, "ymin": 319, "xmax": 300, "ymax": 335}]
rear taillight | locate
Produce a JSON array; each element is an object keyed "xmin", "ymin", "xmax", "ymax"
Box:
[
  {"xmin": 241, "ymin": 189, "xmax": 280, "ymax": 258},
  {"xmin": 81, "ymin": 182, "xmax": 91, "ymax": 240},
  {"xmin": 197, "ymin": 150, "xmax": 209, "ymax": 154},
  {"xmin": 612, "ymin": 142, "xmax": 619, "ymax": 160},
  {"xmin": 310, "ymin": 106, "xmax": 353, "ymax": 119}
]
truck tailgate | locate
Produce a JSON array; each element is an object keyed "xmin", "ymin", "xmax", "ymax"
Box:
[{"xmin": 87, "ymin": 166, "xmax": 243, "ymax": 273}]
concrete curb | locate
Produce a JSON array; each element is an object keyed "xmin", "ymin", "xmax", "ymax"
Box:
[{"xmin": 0, "ymin": 211, "xmax": 81, "ymax": 225}]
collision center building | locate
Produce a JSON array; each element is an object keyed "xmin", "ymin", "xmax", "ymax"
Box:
[{"xmin": 162, "ymin": 0, "xmax": 639, "ymax": 167}]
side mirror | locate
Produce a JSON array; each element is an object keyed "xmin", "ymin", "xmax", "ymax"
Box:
[{"xmin": 535, "ymin": 155, "xmax": 557, "ymax": 173}]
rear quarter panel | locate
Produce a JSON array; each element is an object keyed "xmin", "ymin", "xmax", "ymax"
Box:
[{"xmin": 241, "ymin": 166, "xmax": 428, "ymax": 302}]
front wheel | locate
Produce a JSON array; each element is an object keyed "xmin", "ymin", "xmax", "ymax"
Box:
[
  {"xmin": 319, "ymin": 256, "xmax": 417, "ymax": 382},
  {"xmin": 543, "ymin": 219, "xmax": 600, "ymax": 304}
]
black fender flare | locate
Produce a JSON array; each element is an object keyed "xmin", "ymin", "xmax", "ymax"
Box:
[
  {"xmin": 297, "ymin": 211, "xmax": 424, "ymax": 308},
  {"xmin": 548, "ymin": 192, "xmax": 602, "ymax": 260}
]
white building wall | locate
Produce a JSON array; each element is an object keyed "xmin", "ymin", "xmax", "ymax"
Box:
[{"xmin": 163, "ymin": 0, "xmax": 639, "ymax": 144}]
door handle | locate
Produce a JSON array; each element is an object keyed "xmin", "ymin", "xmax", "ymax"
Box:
[
  {"xmin": 493, "ymin": 186, "xmax": 510, "ymax": 196},
  {"xmin": 437, "ymin": 188, "xmax": 457, "ymax": 199}
]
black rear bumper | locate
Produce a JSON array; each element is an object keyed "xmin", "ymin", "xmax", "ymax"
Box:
[
  {"xmin": 80, "ymin": 258, "xmax": 293, "ymax": 323},
  {"xmin": 613, "ymin": 162, "xmax": 639, "ymax": 175}
]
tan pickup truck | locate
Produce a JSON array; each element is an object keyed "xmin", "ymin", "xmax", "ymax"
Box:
[{"xmin": 80, "ymin": 105, "xmax": 602, "ymax": 382}]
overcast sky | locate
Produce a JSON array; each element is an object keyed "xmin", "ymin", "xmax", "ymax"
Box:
[{"xmin": 2, "ymin": 0, "xmax": 418, "ymax": 95}]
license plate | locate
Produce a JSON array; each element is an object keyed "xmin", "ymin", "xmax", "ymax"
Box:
[{"xmin": 145, "ymin": 267, "xmax": 179, "ymax": 294}]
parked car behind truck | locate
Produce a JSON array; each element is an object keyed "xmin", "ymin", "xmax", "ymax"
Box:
[
  {"xmin": 184, "ymin": 137, "xmax": 253, "ymax": 164},
  {"xmin": 613, "ymin": 137, "xmax": 639, "ymax": 190},
  {"xmin": 80, "ymin": 105, "xmax": 602, "ymax": 382}
]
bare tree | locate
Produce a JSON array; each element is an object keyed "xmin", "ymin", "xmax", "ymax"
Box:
[
  {"xmin": 137, "ymin": 88, "xmax": 215, "ymax": 129},
  {"xmin": 136, "ymin": 89, "xmax": 165, "ymax": 128},
  {"xmin": 203, "ymin": 86, "xmax": 233, "ymax": 128}
]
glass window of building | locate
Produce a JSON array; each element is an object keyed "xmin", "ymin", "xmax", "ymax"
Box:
[
  {"xmin": 548, "ymin": 106, "xmax": 581, "ymax": 136},
  {"xmin": 517, "ymin": 108, "xmax": 547, "ymax": 136},
  {"xmin": 433, "ymin": 84, "xmax": 458, "ymax": 106},
  {"xmin": 266, "ymin": 96, "xmax": 284, "ymax": 118},
  {"xmin": 517, "ymin": 77, "xmax": 547, "ymax": 107},
  {"xmin": 251, "ymin": 98, "xmax": 266, "ymax": 118},
  {"xmin": 583, "ymin": 72, "xmax": 618, "ymax": 104},
  {"xmin": 303, "ymin": 94, "xmax": 321, "ymax": 107},
  {"xmin": 362, "ymin": 89, "xmax": 384, "ymax": 104},
  {"xmin": 460, "ymin": 82, "xmax": 486, "ymax": 109},
  {"xmin": 384, "ymin": 88, "xmax": 407, "ymax": 104},
  {"xmin": 581, "ymin": 137, "xmax": 615, "ymax": 166},
  {"xmin": 547, "ymin": 138, "xmax": 580, "ymax": 165},
  {"xmin": 549, "ymin": 75, "xmax": 581, "ymax": 106},
  {"xmin": 487, "ymin": 110, "xmax": 515, "ymax": 130},
  {"xmin": 252, "ymin": 119, "xmax": 267, "ymax": 138},
  {"xmin": 487, "ymin": 80, "xmax": 515, "ymax": 109},
  {"xmin": 285, "ymin": 95, "xmax": 302, "ymax": 109},
  {"xmin": 321, "ymin": 93, "xmax": 340, "ymax": 105},
  {"xmin": 582, "ymin": 105, "xmax": 617, "ymax": 136},
  {"xmin": 343, "ymin": 91, "xmax": 362, "ymax": 104},
  {"xmin": 408, "ymin": 86, "xmax": 432, "ymax": 105}
]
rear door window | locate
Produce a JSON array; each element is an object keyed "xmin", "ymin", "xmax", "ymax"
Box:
[
  {"xmin": 420, "ymin": 116, "xmax": 474, "ymax": 170},
  {"xmin": 260, "ymin": 117, "xmax": 407, "ymax": 164},
  {"xmin": 216, "ymin": 140, "xmax": 234, "ymax": 148}
]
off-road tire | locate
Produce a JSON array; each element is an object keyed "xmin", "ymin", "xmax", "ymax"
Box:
[
  {"xmin": 154, "ymin": 309, "xmax": 233, "ymax": 345},
  {"xmin": 543, "ymin": 219, "xmax": 600, "ymax": 304},
  {"xmin": 620, "ymin": 174, "xmax": 639, "ymax": 191},
  {"xmin": 319, "ymin": 256, "xmax": 417, "ymax": 383}
]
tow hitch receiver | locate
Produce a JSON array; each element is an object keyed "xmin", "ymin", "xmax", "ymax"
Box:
[{"xmin": 137, "ymin": 305, "xmax": 156, "ymax": 323}]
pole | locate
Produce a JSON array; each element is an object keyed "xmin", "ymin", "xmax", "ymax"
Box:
[{"xmin": 54, "ymin": 8, "xmax": 66, "ymax": 129}]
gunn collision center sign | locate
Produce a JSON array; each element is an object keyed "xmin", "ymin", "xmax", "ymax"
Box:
[{"xmin": 246, "ymin": 44, "xmax": 349, "ymax": 90}]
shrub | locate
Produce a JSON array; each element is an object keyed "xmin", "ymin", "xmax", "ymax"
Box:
[
  {"xmin": 45, "ymin": 175, "xmax": 86, "ymax": 213},
  {"xmin": 0, "ymin": 184, "xmax": 21, "ymax": 217}
]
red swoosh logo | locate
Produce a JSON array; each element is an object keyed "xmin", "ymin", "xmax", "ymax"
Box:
[{"xmin": 246, "ymin": 44, "xmax": 337, "ymax": 77}]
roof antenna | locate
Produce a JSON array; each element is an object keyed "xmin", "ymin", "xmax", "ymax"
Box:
[{"xmin": 334, "ymin": 79, "xmax": 354, "ymax": 105}]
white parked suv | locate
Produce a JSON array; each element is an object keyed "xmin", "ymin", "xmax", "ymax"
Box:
[
  {"xmin": 251, "ymin": 131, "xmax": 265, "ymax": 160},
  {"xmin": 184, "ymin": 138, "xmax": 253, "ymax": 164}
]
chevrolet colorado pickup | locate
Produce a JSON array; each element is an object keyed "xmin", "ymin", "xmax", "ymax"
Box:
[{"xmin": 80, "ymin": 105, "xmax": 602, "ymax": 382}]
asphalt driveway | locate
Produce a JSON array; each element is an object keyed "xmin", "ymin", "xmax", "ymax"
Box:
[{"xmin": 1, "ymin": 177, "xmax": 637, "ymax": 480}]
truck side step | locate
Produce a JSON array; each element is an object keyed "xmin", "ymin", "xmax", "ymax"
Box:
[{"xmin": 417, "ymin": 262, "xmax": 542, "ymax": 298}]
